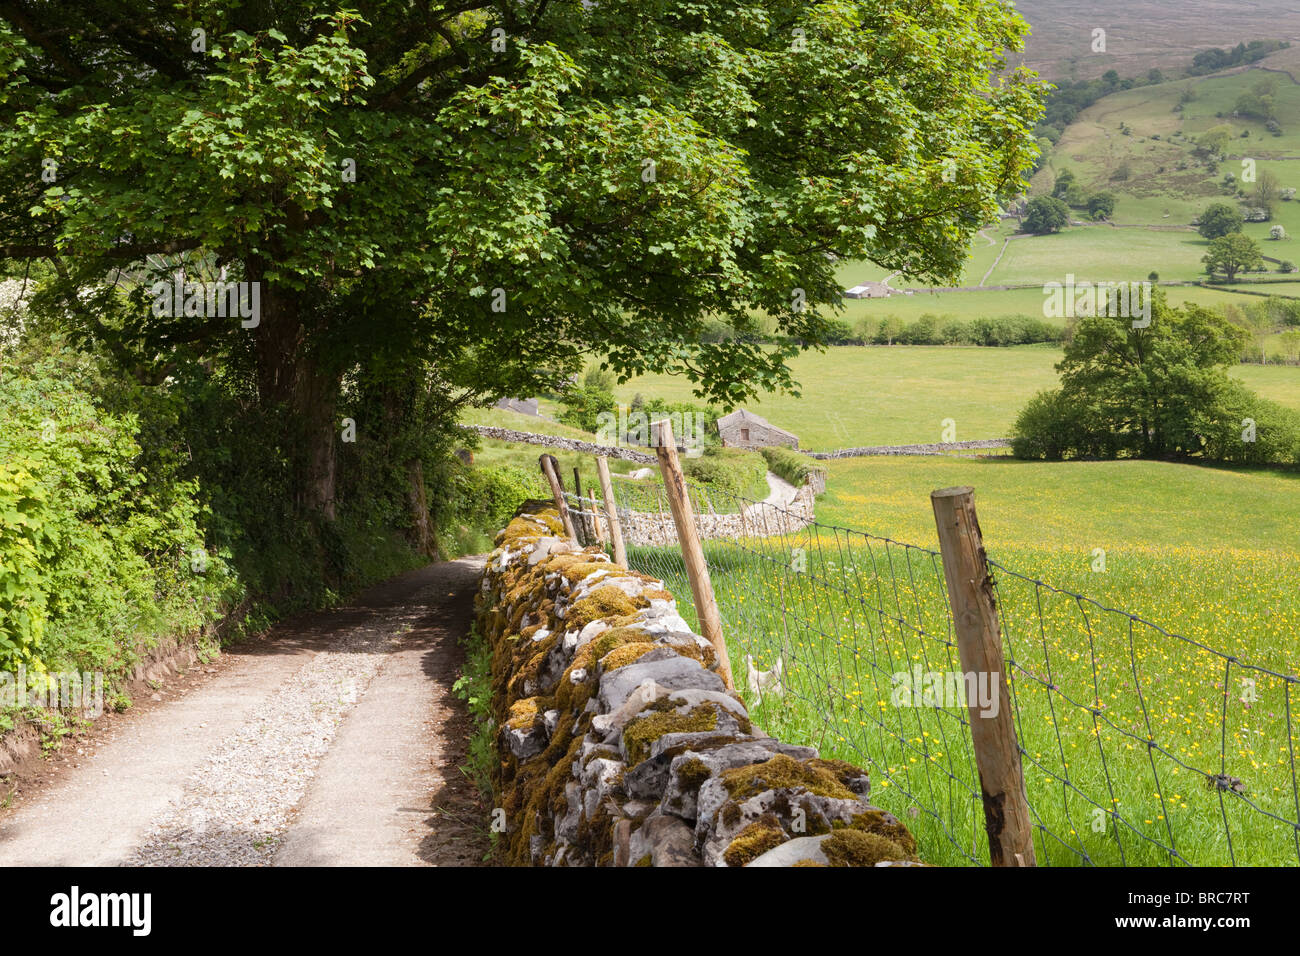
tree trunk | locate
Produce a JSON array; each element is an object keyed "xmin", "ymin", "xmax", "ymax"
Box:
[
  {"xmin": 407, "ymin": 457, "xmax": 437, "ymax": 559},
  {"xmin": 250, "ymin": 272, "xmax": 340, "ymax": 520}
]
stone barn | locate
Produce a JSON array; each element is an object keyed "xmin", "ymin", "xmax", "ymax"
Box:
[
  {"xmin": 716, "ymin": 409, "xmax": 799, "ymax": 450},
  {"xmin": 494, "ymin": 396, "xmax": 539, "ymax": 416}
]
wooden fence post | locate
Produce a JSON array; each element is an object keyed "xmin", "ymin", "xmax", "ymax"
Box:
[
  {"xmin": 653, "ymin": 419, "xmax": 733, "ymax": 690},
  {"xmin": 930, "ymin": 486, "xmax": 1036, "ymax": 867},
  {"xmin": 572, "ymin": 466, "xmax": 591, "ymax": 544},
  {"xmin": 596, "ymin": 456, "xmax": 628, "ymax": 569},
  {"xmin": 539, "ymin": 454, "xmax": 578, "ymax": 542}
]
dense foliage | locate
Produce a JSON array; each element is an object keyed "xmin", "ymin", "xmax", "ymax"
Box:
[{"xmin": 0, "ymin": 343, "xmax": 237, "ymax": 674}]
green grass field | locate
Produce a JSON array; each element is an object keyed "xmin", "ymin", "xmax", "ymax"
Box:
[
  {"xmin": 628, "ymin": 452, "xmax": 1300, "ymax": 866},
  {"xmin": 610, "ymin": 344, "xmax": 1300, "ymax": 449}
]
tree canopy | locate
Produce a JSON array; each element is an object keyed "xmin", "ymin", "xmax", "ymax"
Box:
[
  {"xmin": 1197, "ymin": 201, "xmax": 1243, "ymax": 240},
  {"xmin": 1203, "ymin": 232, "xmax": 1263, "ymax": 282},
  {"xmin": 1012, "ymin": 292, "xmax": 1299, "ymax": 464},
  {"xmin": 1023, "ymin": 195, "xmax": 1069, "ymax": 234},
  {"xmin": 0, "ymin": 1, "xmax": 1044, "ymax": 515}
]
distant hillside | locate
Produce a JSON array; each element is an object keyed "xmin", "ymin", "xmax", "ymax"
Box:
[{"xmin": 1015, "ymin": 0, "xmax": 1300, "ymax": 82}]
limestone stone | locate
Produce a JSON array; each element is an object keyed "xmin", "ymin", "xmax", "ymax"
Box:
[{"xmin": 596, "ymin": 653, "xmax": 724, "ymax": 712}]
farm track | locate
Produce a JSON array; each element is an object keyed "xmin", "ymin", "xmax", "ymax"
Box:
[{"xmin": 0, "ymin": 558, "xmax": 488, "ymax": 867}]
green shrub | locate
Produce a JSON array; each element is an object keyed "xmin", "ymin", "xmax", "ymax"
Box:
[
  {"xmin": 557, "ymin": 384, "xmax": 616, "ymax": 432},
  {"xmin": 1194, "ymin": 384, "xmax": 1300, "ymax": 464},
  {"xmin": 681, "ymin": 447, "xmax": 769, "ymax": 501},
  {"xmin": 1011, "ymin": 389, "xmax": 1122, "ymax": 460},
  {"xmin": 0, "ymin": 345, "xmax": 237, "ymax": 675},
  {"xmin": 759, "ymin": 446, "xmax": 825, "ymax": 489}
]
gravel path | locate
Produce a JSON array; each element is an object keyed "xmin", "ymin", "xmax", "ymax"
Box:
[{"xmin": 0, "ymin": 557, "xmax": 488, "ymax": 867}]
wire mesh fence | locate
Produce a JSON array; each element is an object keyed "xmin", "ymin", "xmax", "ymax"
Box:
[{"xmin": 554, "ymin": 467, "xmax": 1300, "ymax": 867}]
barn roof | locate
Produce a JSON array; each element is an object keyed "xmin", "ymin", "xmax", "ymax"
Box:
[{"xmin": 716, "ymin": 408, "xmax": 798, "ymax": 440}]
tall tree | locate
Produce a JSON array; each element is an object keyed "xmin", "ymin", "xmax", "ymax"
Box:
[
  {"xmin": 1049, "ymin": 294, "xmax": 1247, "ymax": 458},
  {"xmin": 0, "ymin": 1, "xmax": 1043, "ymax": 516}
]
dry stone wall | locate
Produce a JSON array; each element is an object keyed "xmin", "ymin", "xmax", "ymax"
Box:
[
  {"xmin": 807, "ymin": 439, "xmax": 1011, "ymax": 459},
  {"xmin": 617, "ymin": 484, "xmax": 817, "ymax": 547},
  {"xmin": 476, "ymin": 506, "xmax": 922, "ymax": 867}
]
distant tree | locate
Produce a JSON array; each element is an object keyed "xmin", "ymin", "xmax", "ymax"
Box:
[
  {"xmin": 1023, "ymin": 196, "xmax": 1070, "ymax": 234},
  {"xmin": 582, "ymin": 365, "xmax": 616, "ymax": 393},
  {"xmin": 1203, "ymin": 233, "xmax": 1264, "ymax": 282},
  {"xmin": 1197, "ymin": 202, "xmax": 1244, "ymax": 239},
  {"xmin": 1147, "ymin": 68, "xmax": 1165, "ymax": 85},
  {"xmin": 558, "ymin": 383, "xmax": 616, "ymax": 433},
  {"xmin": 874, "ymin": 316, "xmax": 905, "ymax": 346},
  {"xmin": 1088, "ymin": 192, "xmax": 1117, "ymax": 220},
  {"xmin": 1281, "ymin": 329, "xmax": 1300, "ymax": 362},
  {"xmin": 1270, "ymin": 225, "xmax": 1287, "ymax": 240},
  {"xmin": 1032, "ymin": 137, "xmax": 1054, "ymax": 173},
  {"xmin": 1197, "ymin": 125, "xmax": 1235, "ymax": 158},
  {"xmin": 1051, "ymin": 168, "xmax": 1076, "ymax": 199},
  {"xmin": 1254, "ymin": 170, "xmax": 1281, "ymax": 216},
  {"xmin": 1148, "ymin": 271, "xmax": 1160, "ymax": 283},
  {"xmin": 1235, "ymin": 78, "xmax": 1278, "ymax": 121}
]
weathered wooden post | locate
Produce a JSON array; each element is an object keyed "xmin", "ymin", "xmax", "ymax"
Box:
[
  {"xmin": 572, "ymin": 466, "xmax": 591, "ymax": 545},
  {"xmin": 539, "ymin": 453, "xmax": 578, "ymax": 542},
  {"xmin": 596, "ymin": 456, "xmax": 627, "ymax": 569},
  {"xmin": 930, "ymin": 486, "xmax": 1036, "ymax": 867},
  {"xmin": 653, "ymin": 419, "xmax": 733, "ymax": 689}
]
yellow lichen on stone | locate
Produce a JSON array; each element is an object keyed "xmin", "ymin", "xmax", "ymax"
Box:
[
  {"xmin": 821, "ymin": 829, "xmax": 908, "ymax": 866},
  {"xmin": 792, "ymin": 859, "xmax": 826, "ymax": 867},
  {"xmin": 506, "ymin": 696, "xmax": 544, "ymax": 730},
  {"xmin": 561, "ymin": 561, "xmax": 625, "ymax": 584},
  {"xmin": 567, "ymin": 585, "xmax": 645, "ymax": 629}
]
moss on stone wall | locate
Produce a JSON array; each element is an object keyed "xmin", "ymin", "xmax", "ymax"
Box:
[{"xmin": 474, "ymin": 507, "xmax": 918, "ymax": 868}]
